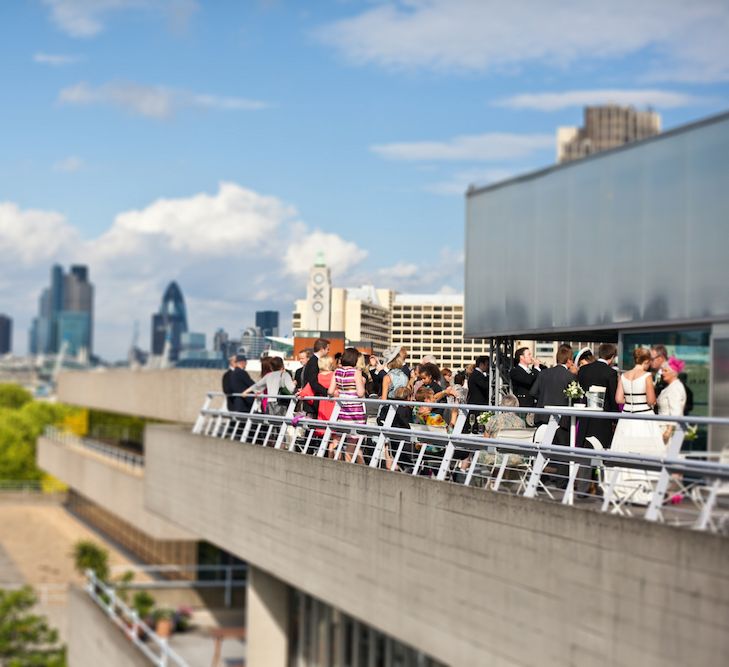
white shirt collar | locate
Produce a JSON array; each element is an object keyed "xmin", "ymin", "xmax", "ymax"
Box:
[{"xmin": 519, "ymin": 363, "xmax": 531, "ymax": 372}]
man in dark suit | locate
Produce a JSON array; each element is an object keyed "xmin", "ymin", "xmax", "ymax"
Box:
[
  {"xmin": 530, "ymin": 344, "xmax": 575, "ymax": 446},
  {"xmin": 222, "ymin": 354, "xmax": 237, "ymax": 411},
  {"xmin": 294, "ymin": 349, "xmax": 311, "ymax": 390},
  {"xmin": 466, "ymin": 355, "xmax": 490, "ymax": 405},
  {"xmin": 509, "ymin": 347, "xmax": 542, "ymax": 407},
  {"xmin": 465, "ymin": 356, "xmax": 490, "ymax": 432},
  {"xmin": 300, "ymin": 338, "xmax": 330, "ymax": 417},
  {"xmin": 230, "ymin": 354, "xmax": 255, "ymax": 414},
  {"xmin": 578, "ymin": 343, "xmax": 618, "ymax": 449},
  {"xmin": 650, "ymin": 344, "xmax": 669, "ymax": 398}
]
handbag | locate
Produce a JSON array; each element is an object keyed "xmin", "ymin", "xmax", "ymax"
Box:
[{"xmin": 278, "ymin": 371, "xmax": 294, "ymax": 407}]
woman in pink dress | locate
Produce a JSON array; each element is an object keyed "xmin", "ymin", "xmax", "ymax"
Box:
[{"xmin": 328, "ymin": 347, "xmax": 366, "ymax": 462}]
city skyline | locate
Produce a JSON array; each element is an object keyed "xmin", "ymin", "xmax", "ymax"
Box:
[{"xmin": 1, "ymin": 1, "xmax": 728, "ymax": 358}]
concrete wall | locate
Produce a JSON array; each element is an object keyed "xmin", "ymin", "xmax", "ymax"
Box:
[
  {"xmin": 37, "ymin": 436, "xmax": 194, "ymax": 540},
  {"xmin": 57, "ymin": 368, "xmax": 225, "ymax": 423},
  {"xmin": 144, "ymin": 424, "xmax": 729, "ymax": 667},
  {"xmin": 68, "ymin": 585, "xmax": 149, "ymax": 667},
  {"xmin": 247, "ymin": 565, "xmax": 289, "ymax": 667}
]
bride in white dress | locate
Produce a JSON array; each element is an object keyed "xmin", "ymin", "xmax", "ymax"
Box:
[{"xmin": 609, "ymin": 348, "xmax": 664, "ymax": 504}]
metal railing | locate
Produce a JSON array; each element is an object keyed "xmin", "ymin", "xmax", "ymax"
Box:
[
  {"xmin": 192, "ymin": 392, "xmax": 729, "ymax": 534},
  {"xmin": 2, "ymin": 582, "xmax": 68, "ymax": 605},
  {"xmin": 45, "ymin": 426, "xmax": 145, "ymax": 470},
  {"xmin": 109, "ymin": 564, "xmax": 247, "ymax": 608},
  {"xmin": 85, "ymin": 570, "xmax": 189, "ymax": 667}
]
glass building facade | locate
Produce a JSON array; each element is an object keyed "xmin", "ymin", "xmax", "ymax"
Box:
[
  {"xmin": 464, "ymin": 111, "xmax": 729, "ymax": 450},
  {"xmin": 29, "ymin": 264, "xmax": 94, "ymax": 357},
  {"xmin": 465, "ymin": 112, "xmax": 729, "ymax": 340}
]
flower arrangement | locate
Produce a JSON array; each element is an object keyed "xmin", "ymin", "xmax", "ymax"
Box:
[
  {"xmin": 684, "ymin": 424, "xmax": 699, "ymax": 441},
  {"xmin": 477, "ymin": 411, "xmax": 494, "ymax": 425},
  {"xmin": 563, "ymin": 381, "xmax": 585, "ymax": 401}
]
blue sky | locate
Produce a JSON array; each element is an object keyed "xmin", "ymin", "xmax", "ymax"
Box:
[{"xmin": 1, "ymin": 0, "xmax": 728, "ymax": 359}]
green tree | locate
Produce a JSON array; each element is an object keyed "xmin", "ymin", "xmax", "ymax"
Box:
[
  {"xmin": 0, "ymin": 391, "xmax": 73, "ymax": 481},
  {"xmin": 0, "ymin": 586, "xmax": 66, "ymax": 666},
  {"xmin": 0, "ymin": 384, "xmax": 33, "ymax": 410}
]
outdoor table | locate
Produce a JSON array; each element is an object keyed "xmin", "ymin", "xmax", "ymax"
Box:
[{"xmin": 208, "ymin": 626, "xmax": 246, "ymax": 667}]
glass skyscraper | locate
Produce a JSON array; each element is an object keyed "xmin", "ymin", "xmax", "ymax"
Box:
[
  {"xmin": 151, "ymin": 282, "xmax": 188, "ymax": 362},
  {"xmin": 29, "ymin": 264, "xmax": 93, "ymax": 357}
]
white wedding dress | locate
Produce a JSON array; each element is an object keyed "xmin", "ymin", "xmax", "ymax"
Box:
[{"xmin": 608, "ymin": 373, "xmax": 665, "ymax": 505}]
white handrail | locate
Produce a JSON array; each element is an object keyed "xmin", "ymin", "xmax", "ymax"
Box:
[
  {"xmin": 84, "ymin": 570, "xmax": 189, "ymax": 667},
  {"xmin": 192, "ymin": 392, "xmax": 729, "ymax": 534}
]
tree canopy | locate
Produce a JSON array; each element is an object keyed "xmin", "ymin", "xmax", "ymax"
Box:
[
  {"xmin": 0, "ymin": 586, "xmax": 66, "ymax": 666},
  {"xmin": 0, "ymin": 385, "xmax": 73, "ymax": 481}
]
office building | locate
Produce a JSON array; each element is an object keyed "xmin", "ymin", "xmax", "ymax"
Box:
[
  {"xmin": 29, "ymin": 264, "xmax": 93, "ymax": 357},
  {"xmin": 557, "ymin": 105, "xmax": 661, "ymax": 163},
  {"xmin": 293, "ymin": 261, "xmax": 393, "ymax": 355},
  {"xmin": 293, "ymin": 264, "xmax": 487, "ymax": 365},
  {"xmin": 0, "ymin": 315, "xmax": 11, "ymax": 354},
  {"xmin": 255, "ymin": 310, "xmax": 279, "ymax": 337},
  {"xmin": 467, "ymin": 110, "xmax": 729, "ymax": 448},
  {"xmin": 391, "ymin": 294, "xmax": 488, "ymax": 368},
  {"xmin": 150, "ymin": 281, "xmax": 188, "ymax": 362}
]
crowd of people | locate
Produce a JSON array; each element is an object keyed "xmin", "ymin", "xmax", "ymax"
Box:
[{"xmin": 221, "ymin": 338, "xmax": 693, "ymax": 477}]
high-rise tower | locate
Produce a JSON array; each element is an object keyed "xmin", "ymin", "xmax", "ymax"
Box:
[{"xmin": 151, "ymin": 282, "xmax": 188, "ymax": 362}]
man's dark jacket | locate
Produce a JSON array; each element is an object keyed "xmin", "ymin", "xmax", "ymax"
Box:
[
  {"xmin": 577, "ymin": 360, "xmax": 618, "ymax": 449},
  {"xmin": 509, "ymin": 365, "xmax": 540, "ymax": 407},
  {"xmin": 530, "ymin": 364, "xmax": 573, "ymax": 444},
  {"xmin": 466, "ymin": 369, "xmax": 490, "ymax": 405},
  {"xmin": 230, "ymin": 367, "xmax": 255, "ymax": 413}
]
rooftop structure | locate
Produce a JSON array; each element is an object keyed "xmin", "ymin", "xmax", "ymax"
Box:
[
  {"xmin": 466, "ymin": 109, "xmax": 729, "ymax": 447},
  {"xmin": 557, "ymin": 104, "xmax": 661, "ymax": 163}
]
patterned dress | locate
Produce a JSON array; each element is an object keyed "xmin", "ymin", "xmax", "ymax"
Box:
[{"xmin": 334, "ymin": 367, "xmax": 366, "ymax": 424}]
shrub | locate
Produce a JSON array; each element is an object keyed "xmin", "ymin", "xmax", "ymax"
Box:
[{"xmin": 71, "ymin": 540, "xmax": 110, "ymax": 582}]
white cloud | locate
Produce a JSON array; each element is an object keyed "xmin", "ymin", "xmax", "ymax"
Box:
[
  {"xmin": 425, "ymin": 168, "xmax": 517, "ymax": 196},
  {"xmin": 316, "ymin": 0, "xmax": 729, "ymax": 83},
  {"xmin": 53, "ymin": 156, "xmax": 84, "ymax": 172},
  {"xmin": 42, "ymin": 0, "xmax": 198, "ymax": 38},
  {"xmin": 371, "ymin": 132, "xmax": 553, "ymax": 162},
  {"xmin": 0, "ymin": 184, "xmax": 368, "ymax": 358},
  {"xmin": 283, "ymin": 228, "xmax": 368, "ymax": 278},
  {"xmin": 58, "ymin": 81, "xmax": 268, "ymax": 119},
  {"xmin": 33, "ymin": 52, "xmax": 81, "ymax": 66},
  {"xmin": 0, "ymin": 202, "xmax": 79, "ymax": 265},
  {"xmin": 495, "ymin": 89, "xmax": 710, "ymax": 111}
]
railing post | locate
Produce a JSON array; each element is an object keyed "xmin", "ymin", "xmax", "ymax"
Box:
[
  {"xmin": 645, "ymin": 424, "xmax": 686, "ymax": 522},
  {"xmin": 224, "ymin": 565, "xmax": 233, "ymax": 608},
  {"xmin": 130, "ymin": 609, "xmax": 139, "ymax": 640},
  {"xmin": 274, "ymin": 400, "xmax": 297, "ymax": 449},
  {"xmin": 192, "ymin": 395, "xmax": 212, "ymax": 434},
  {"xmin": 317, "ymin": 403, "xmax": 341, "ymax": 457},
  {"xmin": 369, "ymin": 405, "xmax": 396, "ymax": 468},
  {"xmin": 523, "ymin": 416, "xmax": 559, "ymax": 498}
]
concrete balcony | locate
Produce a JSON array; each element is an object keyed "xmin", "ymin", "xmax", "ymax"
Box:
[
  {"xmin": 57, "ymin": 368, "xmax": 221, "ymax": 423},
  {"xmin": 144, "ymin": 423, "xmax": 729, "ymax": 667},
  {"xmin": 38, "ymin": 432, "xmax": 194, "ymax": 541}
]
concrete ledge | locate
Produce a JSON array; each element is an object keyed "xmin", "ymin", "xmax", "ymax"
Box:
[
  {"xmin": 38, "ymin": 436, "xmax": 194, "ymax": 541},
  {"xmin": 57, "ymin": 368, "xmax": 224, "ymax": 423},
  {"xmin": 68, "ymin": 584, "xmax": 149, "ymax": 667},
  {"xmin": 144, "ymin": 424, "xmax": 729, "ymax": 667}
]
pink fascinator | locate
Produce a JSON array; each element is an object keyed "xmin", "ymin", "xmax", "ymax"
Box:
[{"xmin": 667, "ymin": 356, "xmax": 685, "ymax": 374}]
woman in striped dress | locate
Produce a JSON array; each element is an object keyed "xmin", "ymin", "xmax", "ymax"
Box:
[{"xmin": 328, "ymin": 347, "xmax": 366, "ymax": 462}]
